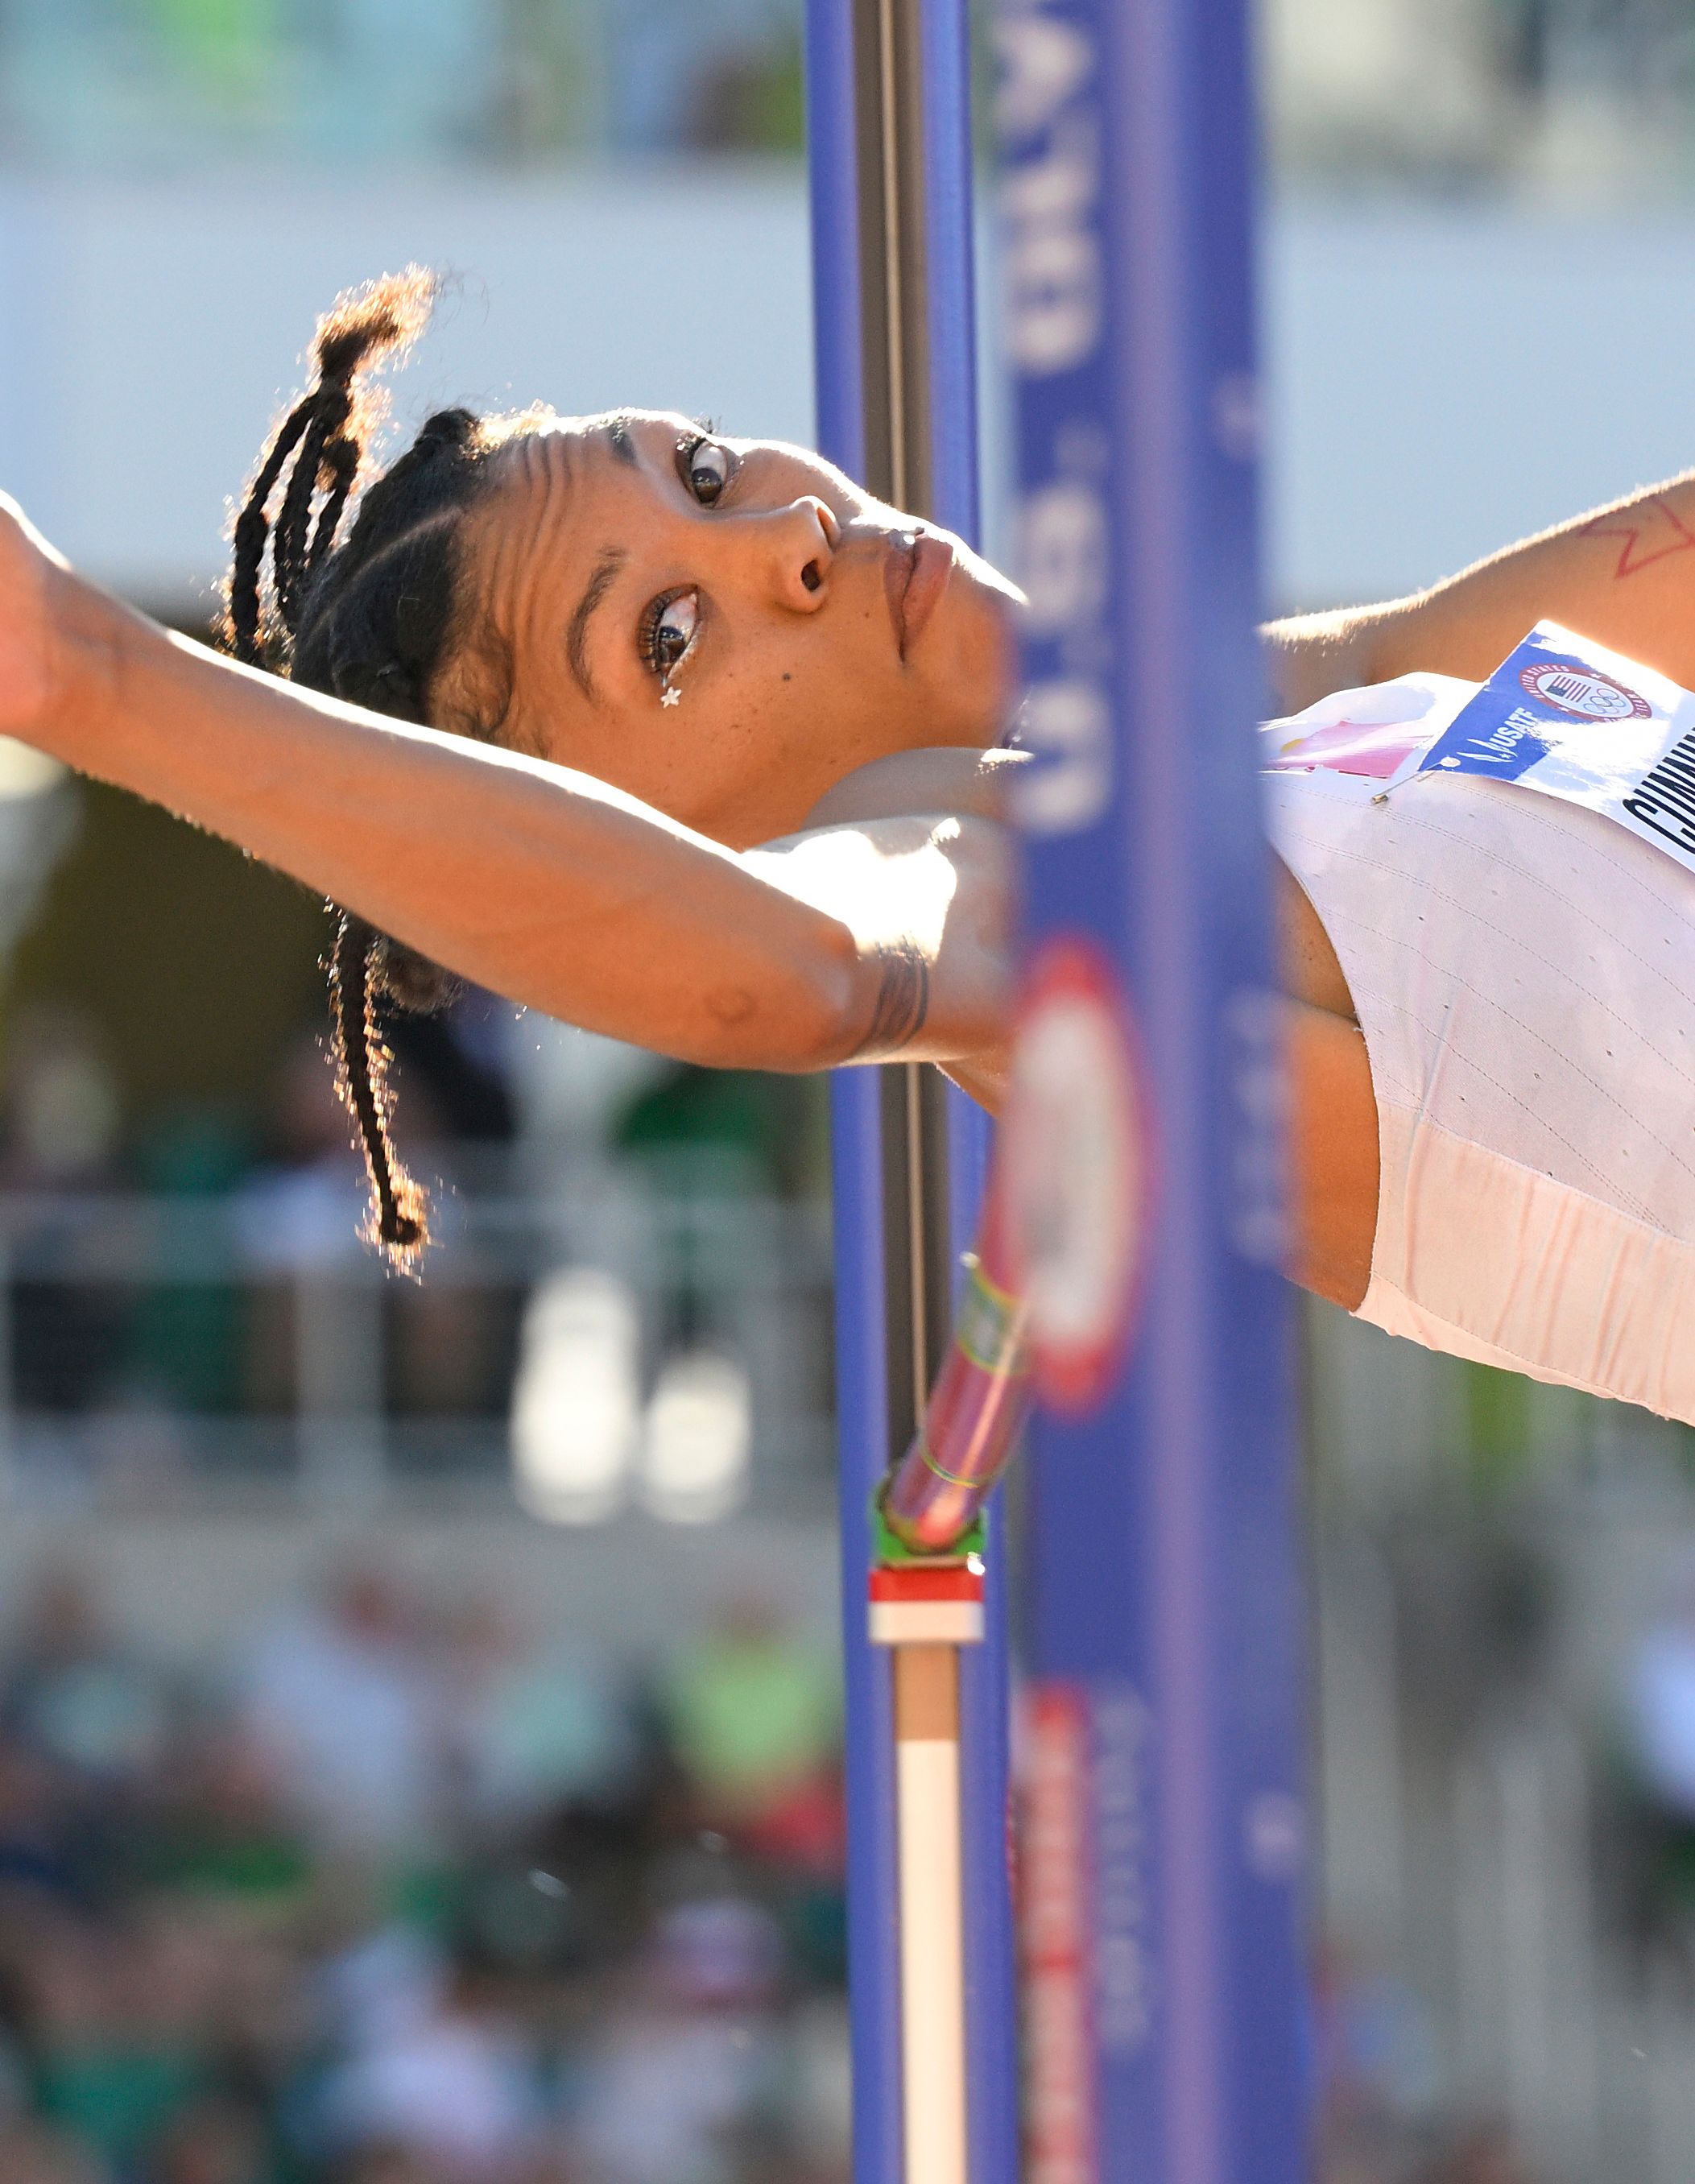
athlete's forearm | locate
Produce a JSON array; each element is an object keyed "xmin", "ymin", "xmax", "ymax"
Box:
[
  {"xmin": 40, "ymin": 570, "xmax": 860, "ymax": 1068},
  {"xmin": 1265, "ymin": 471, "xmax": 1695, "ymax": 709}
]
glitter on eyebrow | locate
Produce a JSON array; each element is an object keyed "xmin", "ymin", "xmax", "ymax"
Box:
[{"xmin": 606, "ymin": 415, "xmax": 639, "ymax": 467}]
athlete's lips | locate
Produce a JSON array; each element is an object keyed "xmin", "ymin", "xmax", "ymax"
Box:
[{"xmin": 883, "ymin": 530, "xmax": 953, "ymax": 660}]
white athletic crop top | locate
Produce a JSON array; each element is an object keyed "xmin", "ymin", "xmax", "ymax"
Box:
[{"xmin": 1263, "ymin": 673, "xmax": 1695, "ymax": 1428}]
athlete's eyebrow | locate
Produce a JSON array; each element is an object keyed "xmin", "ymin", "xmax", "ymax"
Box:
[
  {"xmin": 604, "ymin": 415, "xmax": 640, "ymax": 468},
  {"xmin": 567, "ymin": 547, "xmax": 626, "ymax": 704}
]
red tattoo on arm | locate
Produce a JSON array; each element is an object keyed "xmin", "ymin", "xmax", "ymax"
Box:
[{"xmin": 1580, "ymin": 496, "xmax": 1695, "ymax": 580}]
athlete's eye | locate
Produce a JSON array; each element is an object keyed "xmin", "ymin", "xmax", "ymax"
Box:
[
  {"xmin": 678, "ymin": 435, "xmax": 733, "ymax": 507},
  {"xmin": 640, "ymin": 588, "xmax": 700, "ymax": 681}
]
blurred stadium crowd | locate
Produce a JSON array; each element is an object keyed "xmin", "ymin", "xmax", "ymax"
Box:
[
  {"xmin": 0, "ymin": 1556, "xmax": 848, "ymax": 2184},
  {"xmin": 0, "ymin": 0, "xmax": 807, "ymax": 166},
  {"xmin": 7, "ymin": 0, "xmax": 1695, "ymax": 188}
]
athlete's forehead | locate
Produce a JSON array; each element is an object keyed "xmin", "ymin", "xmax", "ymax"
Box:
[
  {"xmin": 487, "ymin": 411, "xmax": 705, "ymax": 520},
  {"xmin": 524, "ymin": 408, "xmax": 811, "ymax": 457},
  {"xmin": 527, "ymin": 406, "xmax": 698, "ymax": 457}
]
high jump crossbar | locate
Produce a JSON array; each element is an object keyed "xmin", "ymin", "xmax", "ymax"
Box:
[{"xmin": 808, "ymin": 0, "xmax": 1312, "ymax": 2173}]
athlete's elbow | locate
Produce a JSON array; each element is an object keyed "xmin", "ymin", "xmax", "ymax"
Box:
[
  {"xmin": 798, "ymin": 933, "xmax": 873, "ymax": 1071},
  {"xmin": 697, "ymin": 930, "xmax": 863, "ymax": 1073}
]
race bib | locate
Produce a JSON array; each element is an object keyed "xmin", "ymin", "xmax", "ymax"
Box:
[{"xmin": 1263, "ymin": 623, "xmax": 1695, "ymax": 883}]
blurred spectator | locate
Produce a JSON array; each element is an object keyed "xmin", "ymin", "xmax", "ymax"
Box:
[
  {"xmin": 235, "ymin": 1564, "xmax": 436, "ymax": 1853},
  {"xmin": 0, "ymin": 1007, "xmax": 122, "ymax": 1196},
  {"xmin": 680, "ymin": 18, "xmax": 804, "ymax": 152},
  {"xmin": 0, "ymin": 1740, "xmax": 79, "ymax": 1900},
  {"xmin": 786, "ymin": 1991, "xmax": 851, "ymax": 2180},
  {"xmin": 316, "ymin": 1917, "xmax": 447, "ymax": 2058},
  {"xmin": 0, "ymin": 1007, "xmax": 130, "ymax": 1416},
  {"xmin": 2, "ymin": 1567, "xmax": 172, "ymax": 1795},
  {"xmin": 0, "ymin": 2117, "xmax": 108, "ymax": 2184},
  {"xmin": 589, "ymin": 0, "xmax": 804, "ymax": 151},
  {"xmin": 126, "ymin": 1107, "xmax": 254, "ymax": 1418},
  {"xmin": 441, "ymin": 1599, "xmax": 644, "ymax": 1832},
  {"xmin": 568, "ymin": 1897, "xmax": 788, "ymax": 2184},
  {"xmin": 234, "ymin": 1032, "xmax": 369, "ymax": 1287},
  {"xmin": 1627, "ymin": 1563, "xmax": 1695, "ymax": 1822},
  {"xmin": 147, "ymin": 2092, "xmax": 271, "ymax": 2184},
  {"xmin": 658, "ymin": 1600, "xmax": 841, "ymax": 1855},
  {"xmin": 1315, "ymin": 1936, "xmax": 1443, "ymax": 2182},
  {"xmin": 23, "ymin": 1912, "xmax": 211, "ymax": 2172},
  {"xmin": 380, "ymin": 1005, "xmax": 519, "ymax": 1424},
  {"xmin": 383, "ymin": 1007, "xmax": 515, "ymax": 1154},
  {"xmin": 137, "ymin": 1723, "xmax": 312, "ymax": 1914},
  {"xmin": 316, "ymin": 1943, "xmax": 542, "ymax": 2182},
  {"xmin": 1614, "ymin": 1556, "xmax": 1695, "ymax": 1969}
]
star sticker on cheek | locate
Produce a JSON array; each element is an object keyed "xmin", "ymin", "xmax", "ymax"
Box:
[{"xmin": 660, "ymin": 685, "xmax": 681, "ymax": 709}]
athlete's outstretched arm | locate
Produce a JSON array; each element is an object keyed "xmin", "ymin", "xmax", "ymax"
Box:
[
  {"xmin": 0, "ymin": 498, "xmax": 1002, "ymax": 1078},
  {"xmin": 1266, "ymin": 470, "xmax": 1695, "ymax": 711}
]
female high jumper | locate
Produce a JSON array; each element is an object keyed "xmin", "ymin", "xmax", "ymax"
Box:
[{"xmin": 1, "ymin": 271, "xmax": 1693, "ymax": 1423}]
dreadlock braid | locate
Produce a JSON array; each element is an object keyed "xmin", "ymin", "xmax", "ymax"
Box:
[
  {"xmin": 273, "ymin": 395, "xmax": 341, "ymax": 632},
  {"xmin": 329, "ymin": 913, "xmax": 425, "ymax": 1259},
  {"xmin": 228, "ymin": 395, "xmax": 316, "ymax": 668},
  {"xmin": 308, "ymin": 432, "xmax": 361, "ymax": 577},
  {"xmin": 221, "ymin": 268, "xmax": 512, "ymax": 1267}
]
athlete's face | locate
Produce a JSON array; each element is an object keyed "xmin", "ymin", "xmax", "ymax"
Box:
[{"xmin": 447, "ymin": 412, "xmax": 1022, "ymax": 847}]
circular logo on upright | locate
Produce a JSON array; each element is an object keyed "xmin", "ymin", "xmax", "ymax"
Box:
[
  {"xmin": 1518, "ymin": 660, "xmax": 1652, "ymax": 722},
  {"xmin": 1002, "ymin": 938, "xmax": 1154, "ymax": 1416}
]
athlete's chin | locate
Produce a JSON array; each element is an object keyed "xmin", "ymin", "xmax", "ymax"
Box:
[{"xmin": 917, "ymin": 574, "xmax": 1021, "ymax": 741}]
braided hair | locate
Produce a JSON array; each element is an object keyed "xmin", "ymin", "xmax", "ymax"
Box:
[{"xmin": 223, "ymin": 268, "xmax": 512, "ymax": 1265}]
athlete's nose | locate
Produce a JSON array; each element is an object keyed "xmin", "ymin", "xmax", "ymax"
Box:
[{"xmin": 734, "ymin": 496, "xmax": 839, "ymax": 612}]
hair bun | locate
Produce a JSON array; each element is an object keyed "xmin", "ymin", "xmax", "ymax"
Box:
[
  {"xmin": 414, "ymin": 407, "xmax": 479, "ymax": 457},
  {"xmin": 333, "ymin": 655, "xmax": 420, "ymax": 718}
]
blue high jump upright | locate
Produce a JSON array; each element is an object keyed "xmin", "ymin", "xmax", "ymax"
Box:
[
  {"xmin": 1001, "ymin": 0, "xmax": 1310, "ymax": 2178},
  {"xmin": 805, "ymin": 3, "xmax": 1019, "ymax": 2182}
]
